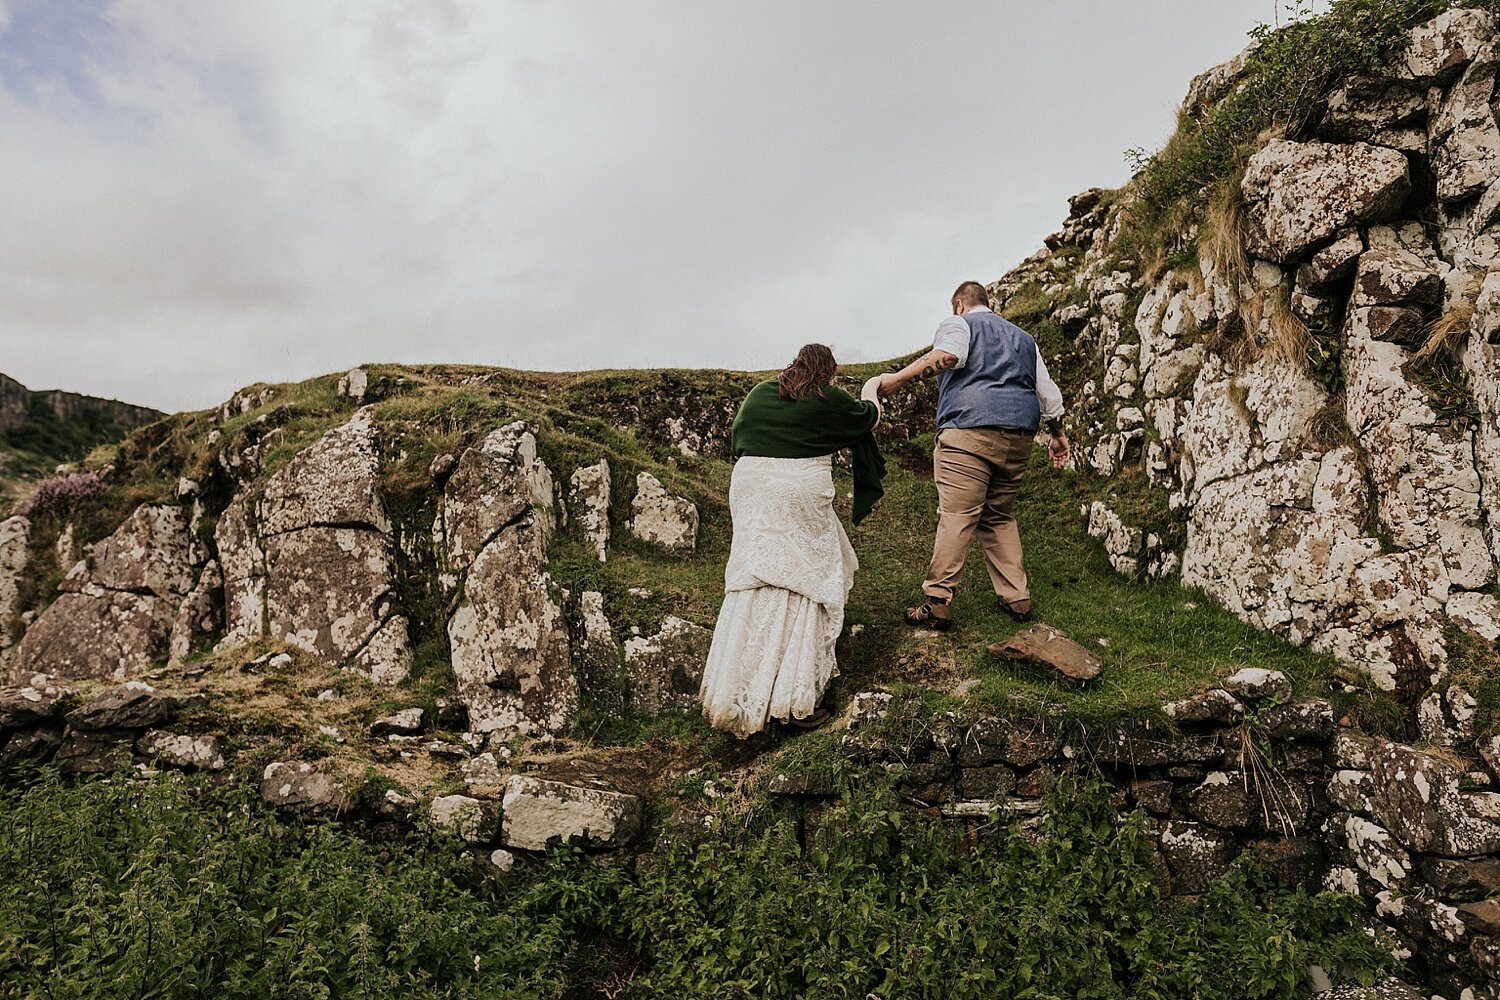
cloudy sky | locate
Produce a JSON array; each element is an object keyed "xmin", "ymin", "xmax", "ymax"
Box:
[{"xmin": 1, "ymin": 1, "xmax": 1307, "ymax": 413}]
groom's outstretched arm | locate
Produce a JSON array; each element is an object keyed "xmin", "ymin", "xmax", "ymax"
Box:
[{"xmin": 879, "ymin": 348, "xmax": 960, "ymax": 393}]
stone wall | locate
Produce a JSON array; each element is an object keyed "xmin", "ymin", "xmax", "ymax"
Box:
[
  {"xmin": 822, "ymin": 678, "xmax": 1500, "ymax": 998},
  {"xmin": 5, "ymin": 670, "xmax": 1497, "ymax": 996}
]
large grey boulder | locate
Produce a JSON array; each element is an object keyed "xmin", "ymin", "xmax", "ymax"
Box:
[
  {"xmin": 624, "ymin": 615, "xmax": 712, "ymax": 712},
  {"xmin": 1368, "ymin": 741, "xmax": 1500, "ymax": 856},
  {"xmin": 438, "ymin": 422, "xmax": 555, "ymax": 570},
  {"xmin": 1350, "ymin": 245, "xmax": 1442, "ymax": 309},
  {"xmin": 218, "ymin": 410, "xmax": 410, "ymax": 683},
  {"xmin": 9, "ymin": 503, "xmax": 195, "ymax": 683},
  {"xmin": 1241, "ymin": 140, "xmax": 1409, "ymax": 263},
  {"xmin": 89, "ymin": 504, "xmax": 195, "ymax": 596},
  {"xmin": 1320, "ymin": 76, "xmax": 1426, "ymax": 143},
  {"xmin": 1344, "ymin": 305, "xmax": 1491, "ymax": 591},
  {"xmin": 449, "ymin": 522, "xmax": 576, "ymax": 739},
  {"xmin": 260, "ymin": 407, "xmax": 388, "ymax": 535},
  {"xmin": 567, "ymin": 460, "xmax": 611, "ymax": 562},
  {"xmin": 1431, "ymin": 49, "xmax": 1500, "ymax": 203},
  {"xmin": 441, "ymin": 424, "xmax": 574, "ymax": 738},
  {"xmin": 628, "ymin": 473, "xmax": 698, "ymax": 554},
  {"xmin": 500, "ymin": 775, "xmax": 643, "ymax": 851},
  {"xmin": 1400, "ymin": 8, "xmax": 1495, "ymax": 83},
  {"xmin": 11, "ymin": 505, "xmax": 194, "ymax": 683},
  {"xmin": 11, "ymin": 592, "xmax": 175, "ymax": 684},
  {"xmin": 262, "ymin": 527, "xmax": 410, "ymax": 683}
]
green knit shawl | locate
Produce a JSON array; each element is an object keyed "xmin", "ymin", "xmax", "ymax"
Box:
[{"xmin": 730, "ymin": 380, "xmax": 887, "ymax": 524}]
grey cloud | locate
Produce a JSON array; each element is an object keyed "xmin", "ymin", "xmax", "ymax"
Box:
[{"xmin": 2, "ymin": 0, "xmax": 1291, "ymax": 411}]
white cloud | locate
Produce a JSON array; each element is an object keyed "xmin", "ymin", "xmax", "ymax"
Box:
[{"xmin": 0, "ymin": 0, "xmax": 1277, "ymax": 411}]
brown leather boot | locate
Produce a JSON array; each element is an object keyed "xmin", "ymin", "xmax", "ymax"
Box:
[{"xmin": 903, "ymin": 597, "xmax": 952, "ymax": 631}]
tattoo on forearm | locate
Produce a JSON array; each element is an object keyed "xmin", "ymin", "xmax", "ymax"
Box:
[{"xmin": 917, "ymin": 354, "xmax": 957, "ymax": 380}]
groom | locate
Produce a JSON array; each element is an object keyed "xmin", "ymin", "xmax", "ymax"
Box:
[{"xmin": 867, "ymin": 281, "xmax": 1069, "ymax": 631}]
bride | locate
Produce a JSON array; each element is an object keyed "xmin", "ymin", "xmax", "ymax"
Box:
[{"xmin": 699, "ymin": 344, "xmax": 886, "ymax": 738}]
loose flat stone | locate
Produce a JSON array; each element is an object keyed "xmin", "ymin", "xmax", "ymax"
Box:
[
  {"xmin": 136, "ymin": 730, "xmax": 226, "ymax": 771},
  {"xmin": 500, "ymin": 774, "xmax": 643, "ymax": 851},
  {"xmin": 66, "ymin": 683, "xmax": 175, "ymax": 731},
  {"xmin": 987, "ymin": 625, "xmax": 1102, "ymax": 685},
  {"xmin": 370, "ymin": 708, "xmax": 424, "ymax": 736},
  {"xmin": 1221, "ymin": 668, "xmax": 1292, "ymax": 702}
]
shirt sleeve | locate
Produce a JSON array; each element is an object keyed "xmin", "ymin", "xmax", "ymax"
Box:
[
  {"xmin": 932, "ymin": 315, "xmax": 970, "ymax": 369},
  {"xmin": 827, "ymin": 385, "xmax": 880, "ymax": 434},
  {"xmin": 1034, "ymin": 346, "xmax": 1065, "ymax": 423}
]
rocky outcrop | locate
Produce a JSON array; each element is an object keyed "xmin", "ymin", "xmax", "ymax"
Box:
[
  {"xmin": 623, "ymin": 615, "xmax": 712, "ymax": 712},
  {"xmin": 11, "ymin": 505, "xmax": 195, "ymax": 683},
  {"xmin": 217, "ymin": 409, "xmax": 410, "ymax": 683},
  {"xmin": 442, "ymin": 423, "xmax": 575, "ymax": 739},
  {"xmin": 0, "ymin": 515, "xmax": 29, "ymax": 674},
  {"xmin": 627, "ymin": 473, "xmax": 698, "ymax": 554},
  {"xmin": 1241, "ymin": 139, "xmax": 1410, "ymax": 263},
  {"xmin": 1044, "ymin": 9, "xmax": 1500, "ymax": 703},
  {"xmin": 567, "ymin": 460, "xmax": 611, "ymax": 562}
]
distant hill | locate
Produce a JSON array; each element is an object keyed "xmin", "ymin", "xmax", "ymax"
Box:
[{"xmin": 0, "ymin": 373, "xmax": 164, "ymax": 498}]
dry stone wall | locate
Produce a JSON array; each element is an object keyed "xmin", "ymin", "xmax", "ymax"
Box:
[{"xmin": 5, "ymin": 672, "xmax": 1495, "ymax": 995}]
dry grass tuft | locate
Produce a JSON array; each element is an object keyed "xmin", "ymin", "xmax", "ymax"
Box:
[
  {"xmin": 1413, "ymin": 298, "xmax": 1476, "ymax": 364},
  {"xmin": 1261, "ymin": 287, "xmax": 1312, "ymax": 368},
  {"xmin": 1201, "ymin": 168, "xmax": 1252, "ymax": 300},
  {"xmin": 1306, "ymin": 395, "xmax": 1356, "ymax": 451}
]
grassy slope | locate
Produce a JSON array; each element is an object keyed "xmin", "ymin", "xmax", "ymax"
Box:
[{"xmin": 32, "ymin": 347, "xmax": 1403, "ymax": 793}]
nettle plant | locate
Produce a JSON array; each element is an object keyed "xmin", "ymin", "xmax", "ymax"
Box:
[{"xmin": 1, "ymin": 766, "xmax": 1395, "ymax": 999}]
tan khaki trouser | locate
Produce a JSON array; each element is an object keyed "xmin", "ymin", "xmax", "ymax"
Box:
[{"xmin": 923, "ymin": 427, "xmax": 1032, "ymax": 606}]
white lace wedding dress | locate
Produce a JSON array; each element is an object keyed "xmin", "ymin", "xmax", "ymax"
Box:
[{"xmin": 699, "ymin": 455, "xmax": 858, "ymax": 737}]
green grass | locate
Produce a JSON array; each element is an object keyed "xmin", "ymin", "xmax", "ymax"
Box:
[{"xmin": 826, "ymin": 446, "xmax": 1358, "ymax": 727}]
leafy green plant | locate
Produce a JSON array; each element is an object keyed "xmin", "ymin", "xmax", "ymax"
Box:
[{"xmin": 0, "ymin": 768, "xmax": 1397, "ymax": 999}]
